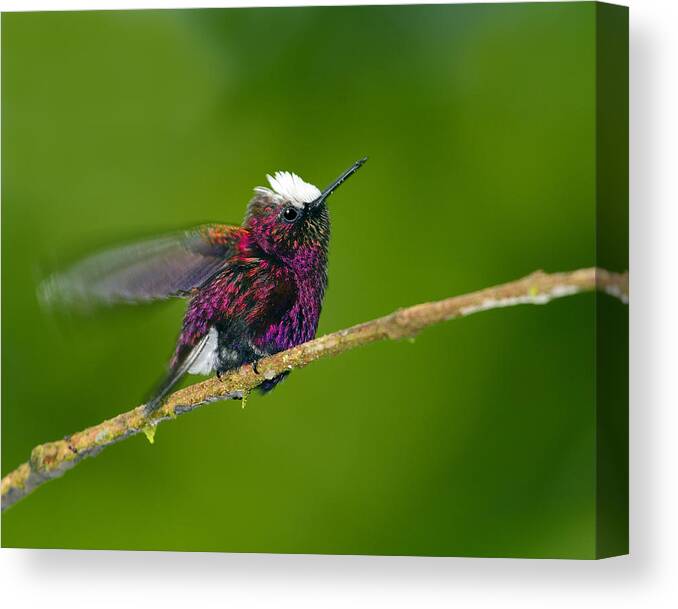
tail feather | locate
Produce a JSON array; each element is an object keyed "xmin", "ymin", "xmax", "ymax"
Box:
[{"xmin": 145, "ymin": 334, "xmax": 210, "ymax": 414}]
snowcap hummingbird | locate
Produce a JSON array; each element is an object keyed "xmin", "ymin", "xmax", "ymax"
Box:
[{"xmin": 42, "ymin": 158, "xmax": 368, "ymax": 412}]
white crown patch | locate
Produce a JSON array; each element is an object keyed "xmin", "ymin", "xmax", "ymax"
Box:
[{"xmin": 255, "ymin": 171, "xmax": 321, "ymax": 208}]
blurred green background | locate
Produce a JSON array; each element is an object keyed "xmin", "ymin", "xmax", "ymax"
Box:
[{"xmin": 2, "ymin": 3, "xmax": 622, "ymax": 557}]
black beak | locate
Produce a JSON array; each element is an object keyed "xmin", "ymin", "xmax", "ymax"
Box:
[{"xmin": 308, "ymin": 157, "xmax": 368, "ymax": 209}]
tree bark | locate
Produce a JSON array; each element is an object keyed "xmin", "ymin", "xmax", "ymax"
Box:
[{"xmin": 1, "ymin": 267, "xmax": 628, "ymax": 511}]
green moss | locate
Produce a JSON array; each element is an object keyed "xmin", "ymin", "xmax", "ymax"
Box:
[
  {"xmin": 94, "ymin": 429, "xmax": 112, "ymax": 444},
  {"xmin": 142, "ymin": 425, "xmax": 156, "ymax": 445}
]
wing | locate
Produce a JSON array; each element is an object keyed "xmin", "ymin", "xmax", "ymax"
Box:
[{"xmin": 40, "ymin": 224, "xmax": 247, "ymax": 308}]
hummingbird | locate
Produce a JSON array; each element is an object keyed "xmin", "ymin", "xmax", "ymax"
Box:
[{"xmin": 41, "ymin": 158, "xmax": 368, "ymax": 412}]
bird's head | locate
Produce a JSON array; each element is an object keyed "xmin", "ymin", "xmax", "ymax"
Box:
[{"xmin": 244, "ymin": 158, "xmax": 367, "ymax": 264}]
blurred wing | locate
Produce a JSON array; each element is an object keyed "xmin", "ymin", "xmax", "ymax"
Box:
[{"xmin": 40, "ymin": 225, "xmax": 246, "ymax": 308}]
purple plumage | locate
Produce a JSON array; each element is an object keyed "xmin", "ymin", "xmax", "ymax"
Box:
[
  {"xmin": 173, "ymin": 225, "xmax": 328, "ymax": 396},
  {"xmin": 163, "ymin": 172, "xmax": 335, "ymax": 405},
  {"xmin": 42, "ymin": 159, "xmax": 366, "ymax": 411}
]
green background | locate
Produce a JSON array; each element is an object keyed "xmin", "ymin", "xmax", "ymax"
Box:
[{"xmin": 2, "ymin": 3, "xmax": 626, "ymax": 557}]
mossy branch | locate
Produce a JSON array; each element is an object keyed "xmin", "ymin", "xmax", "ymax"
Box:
[{"xmin": 1, "ymin": 267, "xmax": 628, "ymax": 511}]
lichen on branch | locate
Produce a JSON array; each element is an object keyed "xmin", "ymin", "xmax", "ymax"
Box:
[{"xmin": 1, "ymin": 267, "xmax": 628, "ymax": 511}]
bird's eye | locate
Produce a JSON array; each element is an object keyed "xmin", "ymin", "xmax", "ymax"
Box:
[{"xmin": 282, "ymin": 206, "xmax": 300, "ymax": 223}]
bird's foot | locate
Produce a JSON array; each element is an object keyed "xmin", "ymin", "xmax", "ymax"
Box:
[{"xmin": 251, "ymin": 359, "xmax": 261, "ymax": 375}]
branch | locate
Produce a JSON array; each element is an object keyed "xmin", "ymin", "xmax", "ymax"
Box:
[{"xmin": 1, "ymin": 267, "xmax": 628, "ymax": 511}]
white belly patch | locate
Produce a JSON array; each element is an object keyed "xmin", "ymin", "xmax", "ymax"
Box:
[{"xmin": 188, "ymin": 326, "xmax": 219, "ymax": 375}]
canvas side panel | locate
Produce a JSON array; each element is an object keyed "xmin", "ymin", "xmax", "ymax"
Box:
[{"xmin": 595, "ymin": 1, "xmax": 629, "ymax": 559}]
